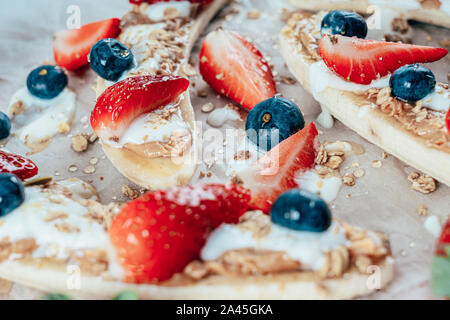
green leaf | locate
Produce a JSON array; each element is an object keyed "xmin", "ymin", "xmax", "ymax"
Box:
[
  {"xmin": 112, "ymin": 290, "xmax": 138, "ymax": 300},
  {"xmin": 431, "ymin": 256, "xmax": 450, "ymax": 298},
  {"xmin": 41, "ymin": 293, "xmax": 72, "ymax": 300}
]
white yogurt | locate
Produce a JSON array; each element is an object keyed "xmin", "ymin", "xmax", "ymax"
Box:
[
  {"xmin": 117, "ymin": 103, "xmax": 189, "ymax": 147},
  {"xmin": 421, "ymin": 85, "xmax": 450, "ymax": 112},
  {"xmin": 0, "ymin": 184, "xmax": 107, "ymax": 260},
  {"xmin": 226, "ymin": 137, "xmax": 265, "ymax": 177},
  {"xmin": 144, "ymin": 1, "xmax": 194, "ymax": 21},
  {"xmin": 295, "ymin": 169, "xmax": 343, "ymax": 203},
  {"xmin": 207, "ymin": 106, "xmax": 242, "ymax": 128},
  {"xmin": 201, "ymin": 221, "xmax": 348, "ymax": 271},
  {"xmin": 8, "ymin": 87, "xmax": 76, "ymax": 152},
  {"xmin": 424, "ymin": 215, "xmax": 442, "ymax": 237},
  {"xmin": 309, "ymin": 61, "xmax": 391, "ymax": 99}
]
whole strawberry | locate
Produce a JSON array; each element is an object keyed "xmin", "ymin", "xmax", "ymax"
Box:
[
  {"xmin": 0, "ymin": 150, "xmax": 38, "ymax": 181},
  {"xmin": 109, "ymin": 184, "xmax": 250, "ymax": 283}
]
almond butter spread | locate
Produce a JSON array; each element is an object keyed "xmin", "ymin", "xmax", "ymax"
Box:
[{"xmin": 365, "ymin": 86, "xmax": 450, "ymax": 153}]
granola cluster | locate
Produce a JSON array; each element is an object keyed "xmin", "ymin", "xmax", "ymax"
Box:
[{"xmin": 181, "ymin": 211, "xmax": 391, "ymax": 281}]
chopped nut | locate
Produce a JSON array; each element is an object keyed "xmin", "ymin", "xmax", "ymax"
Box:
[
  {"xmin": 247, "ymin": 8, "xmax": 261, "ymax": 19},
  {"xmin": 342, "ymin": 173, "xmax": 355, "ymax": 186},
  {"xmin": 57, "ymin": 121, "xmax": 70, "ymax": 134},
  {"xmin": 55, "ymin": 222, "xmax": 80, "ymax": 233},
  {"xmin": 315, "ymin": 144, "xmax": 328, "ymax": 165},
  {"xmin": 201, "ymin": 102, "xmax": 215, "ymax": 113},
  {"xmin": 416, "ymin": 204, "xmax": 429, "ymax": 216},
  {"xmin": 121, "ymin": 185, "xmax": 140, "ymax": 200},
  {"xmin": 408, "ymin": 172, "xmax": 436, "ymax": 194},
  {"xmin": 325, "ymin": 155, "xmax": 343, "ymax": 170},
  {"xmin": 355, "ymin": 255, "xmax": 372, "ymax": 274},
  {"xmin": 83, "ymin": 165, "xmax": 96, "ymax": 174},
  {"xmin": 197, "ymin": 89, "xmax": 208, "ymax": 98},
  {"xmin": 280, "ymin": 76, "xmax": 297, "ymax": 85},
  {"xmin": 371, "ymin": 160, "xmax": 382, "ymax": 169},
  {"xmin": 44, "ymin": 211, "xmax": 68, "ymax": 222},
  {"xmin": 382, "ymin": 152, "xmax": 389, "ymax": 159},
  {"xmin": 71, "ymin": 134, "xmax": 89, "ymax": 153},
  {"xmin": 233, "ymin": 150, "xmax": 251, "ymax": 161},
  {"xmin": 353, "ymin": 168, "xmax": 365, "ymax": 178},
  {"xmin": 88, "ymin": 132, "xmax": 98, "ymax": 144}
]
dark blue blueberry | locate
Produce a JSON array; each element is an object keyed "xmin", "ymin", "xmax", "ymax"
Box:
[
  {"xmin": 0, "ymin": 173, "xmax": 25, "ymax": 217},
  {"xmin": 270, "ymin": 189, "xmax": 331, "ymax": 233},
  {"xmin": 0, "ymin": 112, "xmax": 11, "ymax": 140},
  {"xmin": 245, "ymin": 96, "xmax": 305, "ymax": 151},
  {"xmin": 89, "ymin": 38, "xmax": 134, "ymax": 81},
  {"xmin": 26, "ymin": 65, "xmax": 68, "ymax": 99},
  {"xmin": 321, "ymin": 10, "xmax": 368, "ymax": 39},
  {"xmin": 389, "ymin": 64, "xmax": 436, "ymax": 102}
]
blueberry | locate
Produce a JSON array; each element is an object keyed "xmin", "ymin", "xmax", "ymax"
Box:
[
  {"xmin": 270, "ymin": 189, "xmax": 331, "ymax": 232},
  {"xmin": 0, "ymin": 173, "xmax": 25, "ymax": 217},
  {"xmin": 245, "ymin": 96, "xmax": 305, "ymax": 151},
  {"xmin": 0, "ymin": 112, "xmax": 11, "ymax": 140},
  {"xmin": 321, "ymin": 10, "xmax": 368, "ymax": 39},
  {"xmin": 26, "ymin": 65, "xmax": 68, "ymax": 99},
  {"xmin": 389, "ymin": 64, "xmax": 436, "ymax": 102},
  {"xmin": 90, "ymin": 39, "xmax": 134, "ymax": 81}
]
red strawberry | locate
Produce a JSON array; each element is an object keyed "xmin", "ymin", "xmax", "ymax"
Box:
[
  {"xmin": 91, "ymin": 75, "xmax": 189, "ymax": 142},
  {"xmin": 109, "ymin": 184, "xmax": 250, "ymax": 283},
  {"xmin": 436, "ymin": 219, "xmax": 450, "ymax": 257},
  {"xmin": 199, "ymin": 29, "xmax": 277, "ymax": 110},
  {"xmin": 318, "ymin": 35, "xmax": 448, "ymax": 85},
  {"xmin": 239, "ymin": 123, "xmax": 318, "ymax": 213},
  {"xmin": 53, "ymin": 18, "xmax": 120, "ymax": 71},
  {"xmin": 446, "ymin": 108, "xmax": 450, "ymax": 135},
  {"xmin": 0, "ymin": 151, "xmax": 38, "ymax": 181}
]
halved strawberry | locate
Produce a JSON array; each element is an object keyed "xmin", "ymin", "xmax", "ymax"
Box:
[
  {"xmin": 238, "ymin": 123, "xmax": 318, "ymax": 213},
  {"xmin": 199, "ymin": 29, "xmax": 277, "ymax": 110},
  {"xmin": 0, "ymin": 150, "xmax": 38, "ymax": 181},
  {"xmin": 109, "ymin": 184, "xmax": 250, "ymax": 283},
  {"xmin": 445, "ymin": 108, "xmax": 450, "ymax": 135},
  {"xmin": 53, "ymin": 18, "xmax": 120, "ymax": 71},
  {"xmin": 319, "ymin": 35, "xmax": 448, "ymax": 85},
  {"xmin": 91, "ymin": 75, "xmax": 189, "ymax": 142}
]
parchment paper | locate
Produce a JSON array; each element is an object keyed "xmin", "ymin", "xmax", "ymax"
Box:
[{"xmin": 0, "ymin": 0, "xmax": 449, "ymax": 300}]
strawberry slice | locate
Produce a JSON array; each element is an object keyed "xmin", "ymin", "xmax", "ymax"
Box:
[
  {"xmin": 239, "ymin": 123, "xmax": 318, "ymax": 213},
  {"xmin": 436, "ymin": 219, "xmax": 450, "ymax": 257},
  {"xmin": 445, "ymin": 108, "xmax": 450, "ymax": 135},
  {"xmin": 53, "ymin": 18, "xmax": 120, "ymax": 71},
  {"xmin": 0, "ymin": 150, "xmax": 38, "ymax": 181},
  {"xmin": 199, "ymin": 29, "xmax": 277, "ymax": 110},
  {"xmin": 319, "ymin": 35, "xmax": 448, "ymax": 85},
  {"xmin": 91, "ymin": 75, "xmax": 189, "ymax": 142},
  {"xmin": 109, "ymin": 184, "xmax": 250, "ymax": 283}
]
